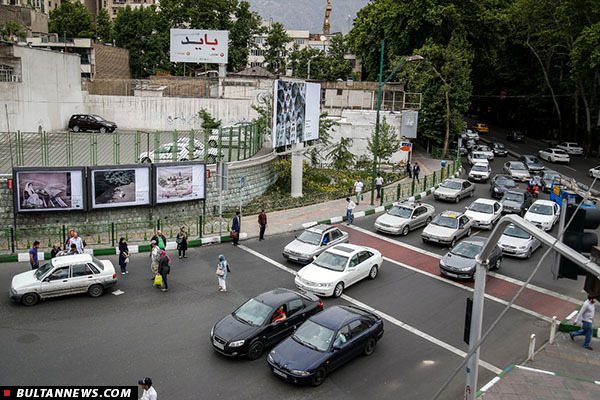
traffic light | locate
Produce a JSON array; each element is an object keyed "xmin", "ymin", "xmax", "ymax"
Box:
[{"xmin": 558, "ymin": 204, "xmax": 600, "ymax": 279}]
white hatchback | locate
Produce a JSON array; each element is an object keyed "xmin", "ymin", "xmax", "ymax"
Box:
[
  {"xmin": 295, "ymin": 244, "xmax": 383, "ymax": 298},
  {"xmin": 10, "ymin": 254, "xmax": 117, "ymax": 306}
]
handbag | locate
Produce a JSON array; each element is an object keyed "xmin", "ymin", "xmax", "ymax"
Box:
[
  {"xmin": 216, "ymin": 267, "xmax": 225, "ymax": 276},
  {"xmin": 154, "ymin": 275, "xmax": 163, "ymax": 286},
  {"xmin": 124, "ymin": 257, "xmax": 130, "ymax": 264},
  {"xmin": 230, "ymin": 230, "xmax": 239, "ymax": 239}
]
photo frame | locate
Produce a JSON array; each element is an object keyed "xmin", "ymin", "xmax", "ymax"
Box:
[
  {"xmin": 153, "ymin": 161, "xmax": 206, "ymax": 205},
  {"xmin": 88, "ymin": 164, "xmax": 152, "ymax": 209}
]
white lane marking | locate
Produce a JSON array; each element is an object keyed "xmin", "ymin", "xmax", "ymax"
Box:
[
  {"xmin": 384, "ymin": 257, "xmax": 553, "ymax": 323},
  {"xmin": 515, "ymin": 365, "xmax": 555, "ymax": 375},
  {"xmin": 339, "ymin": 294, "xmax": 503, "ymax": 375},
  {"xmin": 238, "ymin": 244, "xmax": 503, "ymax": 375},
  {"xmin": 346, "ymin": 224, "xmax": 581, "ymax": 306},
  {"xmin": 479, "ymin": 376, "xmax": 501, "ymax": 392},
  {"xmin": 563, "ymin": 166, "xmax": 576, "ymax": 172}
]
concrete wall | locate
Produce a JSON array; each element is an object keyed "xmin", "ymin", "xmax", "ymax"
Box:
[{"xmin": 0, "ymin": 5, "xmax": 48, "ymax": 36}]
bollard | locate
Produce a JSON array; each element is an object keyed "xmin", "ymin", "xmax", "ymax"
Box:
[
  {"xmin": 549, "ymin": 316, "xmax": 557, "ymax": 344},
  {"xmin": 380, "ymin": 187, "xmax": 384, "ymax": 206},
  {"xmin": 527, "ymin": 333, "xmax": 536, "ymax": 361}
]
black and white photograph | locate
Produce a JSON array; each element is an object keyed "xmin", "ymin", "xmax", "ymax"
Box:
[
  {"xmin": 272, "ymin": 80, "xmax": 320, "ymax": 148},
  {"xmin": 154, "ymin": 163, "xmax": 206, "ymax": 204},
  {"xmin": 14, "ymin": 169, "xmax": 85, "ymax": 212},
  {"xmin": 89, "ymin": 166, "xmax": 151, "ymax": 209}
]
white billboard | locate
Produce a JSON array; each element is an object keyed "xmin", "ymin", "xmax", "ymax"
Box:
[
  {"xmin": 170, "ymin": 29, "xmax": 229, "ymax": 64},
  {"xmin": 272, "ymin": 80, "xmax": 321, "ymax": 147},
  {"xmin": 401, "ymin": 110, "xmax": 419, "ymax": 139}
]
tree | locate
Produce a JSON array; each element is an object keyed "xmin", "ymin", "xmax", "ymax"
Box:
[
  {"xmin": 306, "ymin": 112, "xmax": 338, "ymax": 166},
  {"xmin": 0, "ymin": 21, "xmax": 26, "ymax": 41},
  {"xmin": 95, "ymin": 8, "xmax": 112, "ymax": 43},
  {"xmin": 49, "ymin": 0, "xmax": 95, "ymax": 38},
  {"xmin": 198, "ymin": 108, "xmax": 221, "ymax": 131},
  {"xmin": 228, "ymin": 1, "xmax": 263, "ymax": 71},
  {"xmin": 367, "ymin": 116, "xmax": 402, "ymax": 168},
  {"xmin": 327, "ymin": 137, "xmax": 355, "ymax": 170},
  {"xmin": 251, "ymin": 92, "xmax": 272, "ymax": 138},
  {"xmin": 264, "ymin": 22, "xmax": 291, "ymax": 73}
]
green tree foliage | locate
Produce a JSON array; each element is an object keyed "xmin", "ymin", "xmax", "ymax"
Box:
[
  {"xmin": 0, "ymin": 21, "xmax": 26, "ymax": 41},
  {"xmin": 327, "ymin": 137, "xmax": 355, "ymax": 170},
  {"xmin": 228, "ymin": 1, "xmax": 263, "ymax": 71},
  {"xmin": 306, "ymin": 112, "xmax": 339, "ymax": 166},
  {"xmin": 95, "ymin": 8, "xmax": 112, "ymax": 43},
  {"xmin": 48, "ymin": 0, "xmax": 95, "ymax": 38},
  {"xmin": 251, "ymin": 92, "xmax": 272, "ymax": 138},
  {"xmin": 264, "ymin": 22, "xmax": 292, "ymax": 73},
  {"xmin": 288, "ymin": 34, "xmax": 353, "ymax": 80},
  {"xmin": 198, "ymin": 108, "xmax": 222, "ymax": 131},
  {"xmin": 367, "ymin": 116, "xmax": 402, "ymax": 168}
]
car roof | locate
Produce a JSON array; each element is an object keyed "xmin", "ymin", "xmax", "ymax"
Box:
[
  {"xmin": 439, "ymin": 210, "xmax": 464, "ymax": 218},
  {"xmin": 326, "ymin": 244, "xmax": 369, "ymax": 256},
  {"xmin": 472, "ymin": 162, "xmax": 489, "ymax": 167},
  {"xmin": 253, "ymin": 288, "xmax": 304, "ymax": 306},
  {"xmin": 310, "ymin": 305, "xmax": 377, "ymax": 331},
  {"xmin": 308, "ymin": 224, "xmax": 336, "ymax": 234},
  {"xmin": 472, "ymin": 198, "xmax": 498, "ymax": 205},
  {"xmin": 447, "ymin": 178, "xmax": 468, "ymax": 184},
  {"xmin": 505, "ymin": 188, "xmax": 527, "ymax": 195},
  {"xmin": 51, "ymin": 253, "xmax": 94, "ymax": 267},
  {"xmin": 532, "ymin": 199, "xmax": 555, "ymax": 206},
  {"xmin": 457, "ymin": 237, "xmax": 486, "ymax": 246},
  {"xmin": 472, "ymin": 151, "xmax": 487, "ymax": 155}
]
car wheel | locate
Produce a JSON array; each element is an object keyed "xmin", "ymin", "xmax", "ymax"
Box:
[
  {"xmin": 333, "ymin": 282, "xmax": 344, "ymax": 298},
  {"xmin": 21, "ymin": 293, "xmax": 39, "ymax": 306},
  {"xmin": 493, "ymin": 257, "xmax": 502, "ymax": 270},
  {"xmin": 72, "ymin": 125, "xmax": 80, "ymax": 132},
  {"xmin": 467, "ymin": 227, "xmax": 472, "ymax": 236},
  {"xmin": 402, "ymin": 226, "xmax": 410, "ymax": 236},
  {"xmin": 99, "ymin": 127, "xmax": 107, "ymax": 133},
  {"xmin": 470, "ymin": 190, "xmax": 474, "ymax": 197},
  {"xmin": 88, "ymin": 284, "xmax": 104, "ymax": 298},
  {"xmin": 247, "ymin": 340, "xmax": 264, "ymax": 360},
  {"xmin": 368, "ymin": 265, "xmax": 378, "ymax": 280},
  {"xmin": 450, "ymin": 237, "xmax": 456, "ymax": 247},
  {"xmin": 310, "ymin": 367, "xmax": 327, "ymax": 387},
  {"xmin": 426, "ymin": 216, "xmax": 432, "ymax": 225},
  {"xmin": 208, "ymin": 139, "xmax": 218, "ymax": 147},
  {"xmin": 207, "ymin": 155, "xmax": 217, "ymax": 164},
  {"xmin": 455, "ymin": 196, "xmax": 460, "ymax": 203},
  {"xmin": 364, "ymin": 338, "xmax": 377, "ymax": 356},
  {"xmin": 526, "ymin": 249, "xmax": 532, "ymax": 259}
]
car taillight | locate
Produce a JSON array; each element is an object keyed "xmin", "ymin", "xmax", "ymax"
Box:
[
  {"xmin": 318, "ymin": 300, "xmax": 323, "ymax": 308},
  {"xmin": 113, "ymin": 273, "xmax": 117, "ymax": 278}
]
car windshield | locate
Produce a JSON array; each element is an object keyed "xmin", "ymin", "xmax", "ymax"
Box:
[
  {"xmin": 34, "ymin": 262, "xmax": 53, "ymax": 280},
  {"xmin": 479, "ymin": 146, "xmax": 491, "ymax": 152},
  {"xmin": 296, "ymin": 230, "xmax": 322, "ymax": 245},
  {"xmin": 469, "ymin": 202, "xmax": 493, "ymax": 214},
  {"xmin": 510, "ymin": 163, "xmax": 527, "ymax": 170},
  {"xmin": 450, "ymin": 242, "xmax": 482, "ymax": 259},
  {"xmin": 544, "ymin": 173, "xmax": 560, "ymax": 181},
  {"xmin": 529, "ymin": 203, "xmax": 553, "ymax": 215},
  {"xmin": 292, "ymin": 320, "xmax": 335, "ymax": 352},
  {"xmin": 554, "ymin": 149, "xmax": 567, "ymax": 155},
  {"xmin": 494, "ymin": 143, "xmax": 505, "ymax": 149},
  {"xmin": 388, "ymin": 206, "xmax": 412, "ymax": 218},
  {"xmin": 503, "ymin": 225, "xmax": 530, "ymax": 239},
  {"xmin": 313, "ymin": 252, "xmax": 349, "ymax": 272},
  {"xmin": 525, "ymin": 157, "xmax": 541, "ymax": 164},
  {"xmin": 431, "ymin": 215, "xmax": 458, "ymax": 229},
  {"xmin": 233, "ymin": 298, "xmax": 273, "ymax": 326},
  {"xmin": 441, "ymin": 181, "xmax": 462, "ymax": 190},
  {"xmin": 503, "ymin": 192, "xmax": 523, "ymax": 202},
  {"xmin": 91, "ymin": 115, "xmax": 105, "ymax": 121},
  {"xmin": 473, "ymin": 153, "xmax": 486, "ymax": 159},
  {"xmin": 91, "ymin": 256, "xmax": 104, "ymax": 270},
  {"xmin": 496, "ymin": 177, "xmax": 516, "ymax": 187},
  {"xmin": 472, "ymin": 165, "xmax": 487, "ymax": 172}
]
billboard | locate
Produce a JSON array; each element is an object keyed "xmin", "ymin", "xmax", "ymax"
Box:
[
  {"xmin": 401, "ymin": 110, "xmax": 419, "ymax": 139},
  {"xmin": 89, "ymin": 165, "xmax": 151, "ymax": 209},
  {"xmin": 14, "ymin": 167, "xmax": 86, "ymax": 213},
  {"xmin": 153, "ymin": 162, "xmax": 206, "ymax": 204},
  {"xmin": 170, "ymin": 29, "xmax": 229, "ymax": 64},
  {"xmin": 272, "ymin": 80, "xmax": 321, "ymax": 147}
]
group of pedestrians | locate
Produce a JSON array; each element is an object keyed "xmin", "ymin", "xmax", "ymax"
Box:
[
  {"xmin": 405, "ymin": 161, "xmax": 420, "ymax": 180},
  {"xmin": 28, "ymin": 230, "xmax": 87, "ymax": 270}
]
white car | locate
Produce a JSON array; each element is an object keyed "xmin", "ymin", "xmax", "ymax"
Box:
[
  {"xmin": 538, "ymin": 148, "xmax": 570, "ymax": 163},
  {"xmin": 294, "ymin": 244, "xmax": 383, "ymax": 298},
  {"xmin": 503, "ymin": 161, "xmax": 531, "ymax": 182},
  {"xmin": 421, "ymin": 210, "xmax": 473, "ymax": 247},
  {"xmin": 474, "ymin": 145, "xmax": 494, "ymax": 160},
  {"xmin": 139, "ymin": 138, "xmax": 221, "ymax": 164},
  {"xmin": 556, "ymin": 142, "xmax": 583, "ymax": 156},
  {"xmin": 589, "ymin": 166, "xmax": 600, "ymax": 178},
  {"xmin": 464, "ymin": 129, "xmax": 480, "ymax": 141},
  {"xmin": 524, "ymin": 200, "xmax": 560, "ymax": 231},
  {"xmin": 464, "ymin": 198, "xmax": 503, "ymax": 230},
  {"xmin": 468, "ymin": 151, "xmax": 488, "ymax": 165},
  {"xmin": 498, "ymin": 224, "xmax": 541, "ymax": 258},
  {"xmin": 468, "ymin": 162, "xmax": 491, "ymax": 182},
  {"xmin": 374, "ymin": 201, "xmax": 435, "ymax": 236},
  {"xmin": 9, "ymin": 254, "xmax": 117, "ymax": 306},
  {"xmin": 433, "ymin": 178, "xmax": 475, "ymax": 203}
]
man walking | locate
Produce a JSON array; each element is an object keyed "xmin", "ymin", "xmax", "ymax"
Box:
[
  {"xmin": 258, "ymin": 209, "xmax": 267, "ymax": 241},
  {"xmin": 353, "ymin": 177, "xmax": 364, "ymax": 204},
  {"xmin": 413, "ymin": 163, "xmax": 420, "ymax": 181},
  {"xmin": 406, "ymin": 161, "xmax": 412, "ymax": 178},
  {"xmin": 151, "ymin": 230, "xmax": 167, "ymax": 251},
  {"xmin": 138, "ymin": 377, "xmax": 157, "ymax": 400},
  {"xmin": 570, "ymin": 295, "xmax": 597, "ymax": 350},
  {"xmin": 375, "ymin": 173, "xmax": 384, "ymax": 200},
  {"xmin": 29, "ymin": 241, "xmax": 40, "ymax": 270},
  {"xmin": 231, "ymin": 211, "xmax": 241, "ymax": 246},
  {"xmin": 346, "ymin": 197, "xmax": 356, "ymax": 225},
  {"xmin": 68, "ymin": 231, "xmax": 85, "ymax": 254}
]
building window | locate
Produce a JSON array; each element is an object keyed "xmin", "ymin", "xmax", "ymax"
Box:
[
  {"xmin": 0, "ymin": 65, "xmax": 15, "ymax": 82},
  {"xmin": 112, "ymin": 8, "xmax": 117, "ymax": 14},
  {"xmin": 349, "ymin": 59, "xmax": 356, "ymax": 68},
  {"xmin": 253, "ymin": 37, "xmax": 264, "ymax": 44},
  {"xmin": 250, "ymin": 49, "xmax": 264, "ymax": 57},
  {"xmin": 295, "ymin": 38, "xmax": 305, "ymax": 45}
]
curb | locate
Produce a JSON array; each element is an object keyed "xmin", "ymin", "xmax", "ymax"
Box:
[
  {"xmin": 301, "ymin": 169, "xmax": 463, "ymax": 229},
  {"xmin": 558, "ymin": 306, "xmax": 599, "ymax": 338}
]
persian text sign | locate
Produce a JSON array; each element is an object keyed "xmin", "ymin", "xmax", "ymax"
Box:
[{"xmin": 170, "ymin": 29, "xmax": 229, "ymax": 64}]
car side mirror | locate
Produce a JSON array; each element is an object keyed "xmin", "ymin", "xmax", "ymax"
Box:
[
  {"xmin": 332, "ymin": 345, "xmax": 342, "ymax": 352},
  {"xmin": 43, "ymin": 277, "xmax": 51, "ymax": 282}
]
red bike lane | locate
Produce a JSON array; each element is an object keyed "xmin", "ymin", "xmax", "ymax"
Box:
[{"xmin": 343, "ymin": 228, "xmax": 578, "ymax": 320}]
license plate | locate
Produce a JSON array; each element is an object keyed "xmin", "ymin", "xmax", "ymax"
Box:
[
  {"xmin": 445, "ymin": 272, "xmax": 458, "ymax": 278},
  {"xmin": 288, "ymin": 255, "xmax": 298, "ymax": 261},
  {"xmin": 273, "ymin": 369, "xmax": 287, "ymax": 378},
  {"xmin": 213, "ymin": 339, "xmax": 224, "ymax": 350}
]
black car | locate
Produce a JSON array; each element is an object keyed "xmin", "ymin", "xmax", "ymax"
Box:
[
  {"xmin": 210, "ymin": 288, "xmax": 323, "ymax": 360},
  {"xmin": 492, "ymin": 142, "xmax": 508, "ymax": 156},
  {"xmin": 439, "ymin": 237, "xmax": 502, "ymax": 280},
  {"xmin": 490, "ymin": 174, "xmax": 517, "ymax": 199},
  {"xmin": 506, "ymin": 131, "xmax": 524, "ymax": 142},
  {"xmin": 500, "ymin": 189, "xmax": 533, "ymax": 216},
  {"xmin": 267, "ymin": 305, "xmax": 384, "ymax": 386},
  {"xmin": 536, "ymin": 170, "xmax": 561, "ymax": 192},
  {"xmin": 68, "ymin": 114, "xmax": 117, "ymax": 133},
  {"xmin": 519, "ymin": 155, "xmax": 545, "ymax": 172}
]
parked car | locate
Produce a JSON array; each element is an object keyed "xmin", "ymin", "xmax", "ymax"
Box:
[
  {"xmin": 498, "ymin": 224, "xmax": 541, "ymax": 259},
  {"xmin": 421, "ymin": 210, "xmax": 473, "ymax": 247},
  {"xmin": 589, "ymin": 166, "xmax": 600, "ymax": 179},
  {"xmin": 472, "ymin": 123, "xmax": 489, "ymax": 134},
  {"xmin": 500, "ymin": 189, "xmax": 533, "ymax": 216},
  {"xmin": 439, "ymin": 237, "xmax": 502, "ymax": 280},
  {"xmin": 374, "ymin": 201, "xmax": 435, "ymax": 236},
  {"xmin": 556, "ymin": 142, "xmax": 583, "ymax": 156},
  {"xmin": 211, "ymin": 123, "xmax": 251, "ymax": 148},
  {"xmin": 474, "ymin": 145, "xmax": 494, "ymax": 160},
  {"xmin": 490, "ymin": 174, "xmax": 518, "ymax": 199},
  {"xmin": 503, "ymin": 161, "xmax": 531, "ymax": 182},
  {"xmin": 9, "ymin": 254, "xmax": 117, "ymax": 306},
  {"xmin": 68, "ymin": 114, "xmax": 117, "ymax": 133},
  {"xmin": 538, "ymin": 148, "xmax": 570, "ymax": 163},
  {"xmin": 468, "ymin": 151, "xmax": 489, "ymax": 165},
  {"xmin": 283, "ymin": 225, "xmax": 348, "ymax": 264},
  {"xmin": 464, "ymin": 198, "xmax": 503, "ymax": 230},
  {"xmin": 468, "ymin": 162, "xmax": 492, "ymax": 183},
  {"xmin": 138, "ymin": 138, "xmax": 220, "ymax": 164},
  {"xmin": 518, "ymin": 155, "xmax": 545, "ymax": 172},
  {"xmin": 464, "ymin": 129, "xmax": 480, "ymax": 141},
  {"xmin": 492, "ymin": 142, "xmax": 508, "ymax": 156},
  {"xmin": 524, "ymin": 199, "xmax": 560, "ymax": 231},
  {"xmin": 210, "ymin": 288, "xmax": 323, "ymax": 360},
  {"xmin": 536, "ymin": 170, "xmax": 561, "ymax": 192},
  {"xmin": 506, "ymin": 131, "xmax": 524, "ymax": 142},
  {"xmin": 294, "ymin": 244, "xmax": 383, "ymax": 298},
  {"xmin": 433, "ymin": 178, "xmax": 475, "ymax": 203},
  {"xmin": 267, "ymin": 305, "xmax": 384, "ymax": 386}
]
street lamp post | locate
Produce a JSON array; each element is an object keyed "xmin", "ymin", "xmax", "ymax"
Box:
[{"xmin": 370, "ymin": 41, "xmax": 423, "ymax": 205}]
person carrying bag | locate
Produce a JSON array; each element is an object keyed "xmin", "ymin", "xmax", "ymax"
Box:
[{"xmin": 216, "ymin": 254, "xmax": 228, "ymax": 292}]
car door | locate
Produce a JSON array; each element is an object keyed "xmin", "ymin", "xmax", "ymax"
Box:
[
  {"xmin": 284, "ymin": 298, "xmax": 305, "ymax": 333},
  {"xmin": 345, "ymin": 254, "xmax": 362, "ymax": 286},
  {"xmin": 264, "ymin": 304, "xmax": 293, "ymax": 346},
  {"xmin": 69, "ymin": 263, "xmax": 98, "ymax": 294},
  {"xmin": 462, "ymin": 181, "xmax": 472, "ymax": 198},
  {"xmin": 347, "ymin": 319, "xmax": 372, "ymax": 359},
  {"xmin": 329, "ymin": 229, "xmax": 345, "ymax": 245},
  {"xmin": 412, "ymin": 207, "xmax": 427, "ymax": 228},
  {"xmin": 493, "ymin": 202, "xmax": 502, "ymax": 223},
  {"xmin": 553, "ymin": 203, "xmax": 560, "ymax": 224},
  {"xmin": 329, "ymin": 324, "xmax": 354, "ymax": 370},
  {"xmin": 40, "ymin": 266, "xmax": 71, "ymax": 298},
  {"xmin": 357, "ymin": 251, "xmax": 374, "ymax": 280},
  {"xmin": 458, "ymin": 216, "xmax": 470, "ymax": 239}
]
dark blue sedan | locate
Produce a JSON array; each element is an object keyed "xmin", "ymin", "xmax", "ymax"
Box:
[{"xmin": 267, "ymin": 305, "xmax": 384, "ymax": 386}]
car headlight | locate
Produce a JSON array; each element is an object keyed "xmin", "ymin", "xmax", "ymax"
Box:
[
  {"xmin": 267, "ymin": 353, "xmax": 274, "ymax": 363},
  {"xmin": 210, "ymin": 325, "xmax": 214, "ymax": 338},
  {"xmin": 519, "ymin": 245, "xmax": 528, "ymax": 250},
  {"xmin": 439, "ymin": 260, "xmax": 446, "ymax": 267},
  {"xmin": 290, "ymin": 369, "xmax": 311, "ymax": 376},
  {"xmin": 229, "ymin": 340, "xmax": 245, "ymax": 347},
  {"xmin": 321, "ymin": 282, "xmax": 334, "ymax": 287},
  {"xmin": 459, "ymin": 265, "xmax": 474, "ymax": 271},
  {"xmin": 494, "ymin": 187, "xmax": 499, "ymax": 192}
]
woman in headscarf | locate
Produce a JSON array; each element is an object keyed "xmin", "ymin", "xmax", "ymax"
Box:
[
  {"xmin": 216, "ymin": 254, "xmax": 228, "ymax": 292},
  {"xmin": 158, "ymin": 249, "xmax": 170, "ymax": 292}
]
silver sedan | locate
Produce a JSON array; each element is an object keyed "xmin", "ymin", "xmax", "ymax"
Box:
[
  {"xmin": 374, "ymin": 202, "xmax": 435, "ymax": 236},
  {"xmin": 433, "ymin": 179, "xmax": 476, "ymax": 203},
  {"xmin": 503, "ymin": 161, "xmax": 531, "ymax": 182}
]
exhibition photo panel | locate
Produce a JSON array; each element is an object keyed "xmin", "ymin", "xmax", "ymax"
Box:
[
  {"xmin": 14, "ymin": 167, "xmax": 86, "ymax": 212},
  {"xmin": 154, "ymin": 162, "xmax": 206, "ymax": 204},
  {"xmin": 89, "ymin": 165, "xmax": 151, "ymax": 209}
]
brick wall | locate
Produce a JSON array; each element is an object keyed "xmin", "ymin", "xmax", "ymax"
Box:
[{"xmin": 93, "ymin": 43, "xmax": 131, "ymax": 80}]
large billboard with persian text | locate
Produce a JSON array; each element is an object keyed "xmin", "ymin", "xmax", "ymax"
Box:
[{"xmin": 170, "ymin": 29, "xmax": 229, "ymax": 64}]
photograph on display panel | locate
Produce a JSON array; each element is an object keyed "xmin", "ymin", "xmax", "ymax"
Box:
[
  {"xmin": 90, "ymin": 166, "xmax": 151, "ymax": 209},
  {"xmin": 272, "ymin": 80, "xmax": 320, "ymax": 148},
  {"xmin": 155, "ymin": 163, "xmax": 206, "ymax": 204},
  {"xmin": 15, "ymin": 169, "xmax": 85, "ymax": 212}
]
